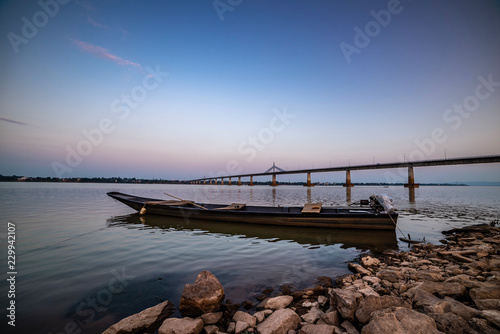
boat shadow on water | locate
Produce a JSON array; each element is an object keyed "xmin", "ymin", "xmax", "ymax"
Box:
[{"xmin": 106, "ymin": 213, "xmax": 399, "ymax": 254}]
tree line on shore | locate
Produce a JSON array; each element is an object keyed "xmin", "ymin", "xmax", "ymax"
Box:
[{"xmin": 0, "ymin": 174, "xmax": 467, "ymax": 186}]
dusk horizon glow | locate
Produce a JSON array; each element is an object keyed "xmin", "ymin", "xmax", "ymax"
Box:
[{"xmin": 1, "ymin": 0, "xmax": 499, "ymax": 183}]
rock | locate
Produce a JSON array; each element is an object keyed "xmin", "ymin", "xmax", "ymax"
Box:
[
  {"xmin": 348, "ymin": 263, "xmax": 372, "ymax": 276},
  {"xmin": 417, "ymin": 281, "xmax": 467, "ymax": 298},
  {"xmin": 411, "ymin": 270, "xmax": 445, "ymax": 282},
  {"xmin": 355, "ymin": 295, "xmax": 410, "ymax": 324},
  {"xmin": 340, "ymin": 320, "xmax": 360, "ymax": 334},
  {"xmin": 427, "ymin": 312, "xmax": 475, "ymax": 334},
  {"xmin": 476, "ymin": 299, "xmax": 500, "ymax": 310},
  {"xmin": 357, "ymin": 287, "xmax": 379, "ymax": 298},
  {"xmin": 470, "ymin": 282, "xmax": 500, "ymax": 310},
  {"xmin": 256, "ymin": 309, "xmax": 301, "ymax": 334},
  {"xmin": 235, "ymin": 321, "xmax": 249, "ymax": 333},
  {"xmin": 318, "ymin": 295, "xmax": 328, "ymax": 307},
  {"xmin": 318, "ymin": 311, "xmax": 340, "ymax": 327},
  {"xmin": 233, "ymin": 311, "xmax": 257, "ymax": 327},
  {"xmin": 376, "ymin": 269, "xmax": 405, "ymax": 283},
  {"xmin": 300, "ymin": 324, "xmax": 334, "ymax": 334},
  {"xmin": 360, "ymin": 307, "xmax": 441, "ymax": 334},
  {"xmin": 203, "ymin": 325, "xmax": 219, "ymax": 334},
  {"xmin": 405, "ymin": 287, "xmax": 441, "ymax": 308},
  {"xmin": 201, "ymin": 312, "xmax": 223, "ymax": 325},
  {"xmin": 159, "ymin": 317, "xmax": 204, "ymax": 334},
  {"xmin": 103, "ymin": 300, "xmax": 175, "ymax": 334},
  {"xmin": 179, "ymin": 271, "xmax": 225, "ymax": 317},
  {"xmin": 361, "ymin": 256, "xmax": 380, "ymax": 268},
  {"xmin": 443, "ymin": 297, "xmax": 482, "ymax": 321},
  {"xmin": 482, "ymin": 310, "xmax": 500, "ymax": 329},
  {"xmin": 301, "ymin": 307, "xmax": 324, "ymax": 324},
  {"xmin": 330, "ymin": 288, "xmax": 362, "ymax": 321},
  {"xmin": 317, "ymin": 276, "xmax": 333, "ymax": 288},
  {"xmin": 259, "ymin": 296, "xmax": 294, "ymax": 310},
  {"xmin": 242, "ymin": 300, "xmax": 255, "ymax": 310},
  {"xmin": 254, "ymin": 310, "xmax": 271, "ymax": 323},
  {"xmin": 469, "ymin": 317, "xmax": 500, "ymax": 334},
  {"xmin": 362, "ymin": 276, "xmax": 381, "ymax": 286},
  {"xmin": 227, "ymin": 322, "xmax": 236, "ymax": 333}
]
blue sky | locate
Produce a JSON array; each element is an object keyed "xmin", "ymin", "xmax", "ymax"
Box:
[{"xmin": 1, "ymin": 0, "xmax": 499, "ymax": 183}]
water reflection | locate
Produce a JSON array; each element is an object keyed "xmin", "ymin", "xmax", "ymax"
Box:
[{"xmin": 107, "ymin": 213, "xmax": 398, "ymax": 253}]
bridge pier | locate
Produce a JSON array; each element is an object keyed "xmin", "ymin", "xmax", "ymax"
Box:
[
  {"xmin": 249, "ymin": 176, "xmax": 255, "ymax": 186},
  {"xmin": 209, "ymin": 179, "xmax": 213, "ymax": 185},
  {"xmin": 271, "ymin": 174, "xmax": 277, "ymax": 187},
  {"xmin": 228, "ymin": 177, "xmax": 232, "ymax": 185},
  {"xmin": 343, "ymin": 170, "xmax": 354, "ymax": 187},
  {"xmin": 238, "ymin": 176, "xmax": 242, "ymax": 186},
  {"xmin": 220, "ymin": 178, "xmax": 224, "ymax": 185},
  {"xmin": 404, "ymin": 166, "xmax": 420, "ymax": 188},
  {"xmin": 305, "ymin": 172, "xmax": 314, "ymax": 187}
]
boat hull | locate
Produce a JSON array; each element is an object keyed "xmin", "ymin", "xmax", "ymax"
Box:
[{"xmin": 107, "ymin": 192, "xmax": 398, "ymax": 230}]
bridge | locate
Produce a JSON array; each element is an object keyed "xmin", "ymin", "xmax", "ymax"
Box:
[{"xmin": 190, "ymin": 155, "xmax": 500, "ymax": 188}]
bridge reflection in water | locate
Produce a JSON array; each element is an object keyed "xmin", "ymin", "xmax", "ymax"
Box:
[{"xmin": 107, "ymin": 213, "xmax": 398, "ymax": 254}]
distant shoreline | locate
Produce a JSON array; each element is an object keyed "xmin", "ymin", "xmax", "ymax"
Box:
[{"xmin": 0, "ymin": 175, "xmax": 484, "ymax": 186}]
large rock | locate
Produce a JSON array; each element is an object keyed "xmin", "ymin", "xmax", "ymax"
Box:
[
  {"xmin": 233, "ymin": 311, "xmax": 257, "ymax": 327},
  {"xmin": 361, "ymin": 256, "xmax": 380, "ymax": 268},
  {"xmin": 200, "ymin": 312, "xmax": 223, "ymax": 325},
  {"xmin": 179, "ymin": 271, "xmax": 225, "ymax": 317},
  {"xmin": 256, "ymin": 308, "xmax": 301, "ymax": 334},
  {"xmin": 355, "ymin": 295, "xmax": 409, "ymax": 324},
  {"xmin": 103, "ymin": 300, "xmax": 175, "ymax": 334},
  {"xmin": 376, "ymin": 269, "xmax": 405, "ymax": 283},
  {"xmin": 301, "ymin": 307, "xmax": 324, "ymax": 324},
  {"xmin": 317, "ymin": 311, "xmax": 340, "ymax": 327},
  {"xmin": 159, "ymin": 317, "xmax": 203, "ymax": 334},
  {"xmin": 482, "ymin": 310, "xmax": 500, "ymax": 329},
  {"xmin": 411, "ymin": 270, "xmax": 444, "ymax": 282},
  {"xmin": 418, "ymin": 281, "xmax": 467, "ymax": 298},
  {"xmin": 469, "ymin": 317, "xmax": 500, "ymax": 334},
  {"xmin": 258, "ymin": 296, "xmax": 293, "ymax": 310},
  {"xmin": 361, "ymin": 307, "xmax": 441, "ymax": 334},
  {"xmin": 443, "ymin": 297, "xmax": 482, "ymax": 321},
  {"xmin": 428, "ymin": 312, "xmax": 475, "ymax": 334},
  {"xmin": 470, "ymin": 282, "xmax": 500, "ymax": 310},
  {"xmin": 330, "ymin": 288, "xmax": 362, "ymax": 321},
  {"xmin": 348, "ymin": 263, "xmax": 372, "ymax": 276},
  {"xmin": 300, "ymin": 324, "xmax": 334, "ymax": 334}
]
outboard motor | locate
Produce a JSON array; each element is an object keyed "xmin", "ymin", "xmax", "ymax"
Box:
[{"xmin": 369, "ymin": 194, "xmax": 396, "ymax": 213}]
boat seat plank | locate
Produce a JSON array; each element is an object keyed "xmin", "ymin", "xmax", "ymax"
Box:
[
  {"xmin": 215, "ymin": 203, "xmax": 246, "ymax": 210},
  {"xmin": 146, "ymin": 200, "xmax": 193, "ymax": 206},
  {"xmin": 302, "ymin": 203, "xmax": 322, "ymax": 213}
]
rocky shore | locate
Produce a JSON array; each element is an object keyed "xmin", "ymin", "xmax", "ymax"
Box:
[{"xmin": 103, "ymin": 223, "xmax": 500, "ymax": 334}]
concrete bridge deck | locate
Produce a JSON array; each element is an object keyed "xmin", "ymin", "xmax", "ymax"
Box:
[{"xmin": 191, "ymin": 155, "xmax": 500, "ymax": 187}]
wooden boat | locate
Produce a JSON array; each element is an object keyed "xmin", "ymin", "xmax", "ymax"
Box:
[{"xmin": 107, "ymin": 192, "xmax": 399, "ymax": 230}]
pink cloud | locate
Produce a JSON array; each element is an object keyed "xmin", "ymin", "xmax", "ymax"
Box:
[
  {"xmin": 70, "ymin": 39, "xmax": 143, "ymax": 71},
  {"xmin": 76, "ymin": 0, "xmax": 97, "ymax": 12},
  {"xmin": 87, "ymin": 15, "xmax": 108, "ymax": 29}
]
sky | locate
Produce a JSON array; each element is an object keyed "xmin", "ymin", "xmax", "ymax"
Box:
[{"xmin": 1, "ymin": 0, "xmax": 499, "ymax": 183}]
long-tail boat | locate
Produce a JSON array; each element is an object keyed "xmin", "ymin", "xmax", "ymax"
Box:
[{"xmin": 107, "ymin": 192, "xmax": 398, "ymax": 230}]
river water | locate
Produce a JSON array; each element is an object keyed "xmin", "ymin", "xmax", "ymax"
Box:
[{"xmin": 1, "ymin": 182, "xmax": 499, "ymax": 333}]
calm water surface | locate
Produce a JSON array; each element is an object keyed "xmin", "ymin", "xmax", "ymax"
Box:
[{"xmin": 1, "ymin": 183, "xmax": 499, "ymax": 333}]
